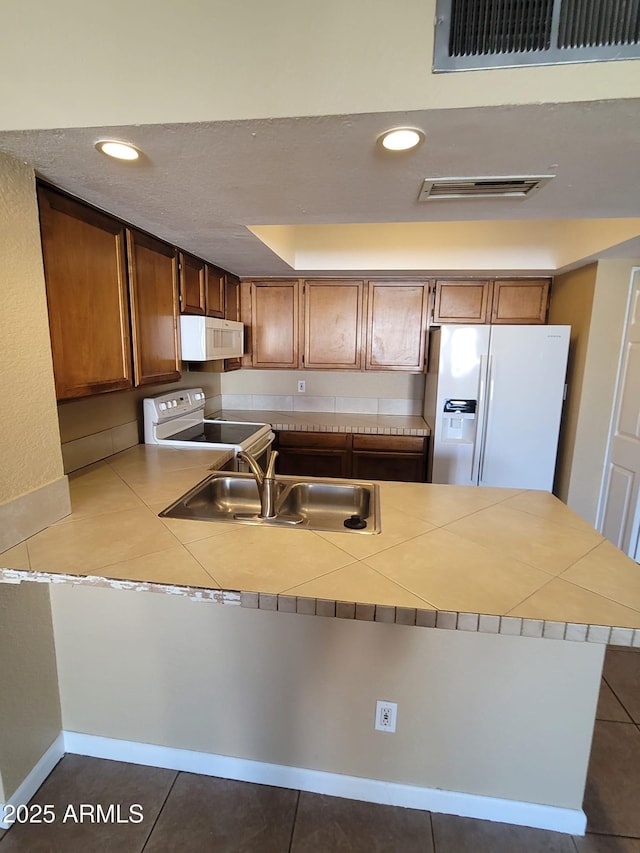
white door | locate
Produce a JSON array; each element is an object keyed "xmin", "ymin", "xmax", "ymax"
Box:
[
  {"xmin": 599, "ymin": 268, "xmax": 640, "ymax": 560},
  {"xmin": 479, "ymin": 325, "xmax": 570, "ymax": 490}
]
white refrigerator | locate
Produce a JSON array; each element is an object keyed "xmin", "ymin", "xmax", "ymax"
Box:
[{"xmin": 424, "ymin": 324, "xmax": 570, "ymax": 490}]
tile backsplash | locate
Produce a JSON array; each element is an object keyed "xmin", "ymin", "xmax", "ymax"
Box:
[
  {"xmin": 219, "ymin": 369, "xmax": 424, "ymax": 416},
  {"xmin": 218, "ymin": 393, "xmax": 422, "ymax": 416}
]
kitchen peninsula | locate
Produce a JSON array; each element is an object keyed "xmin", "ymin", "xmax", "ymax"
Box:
[{"xmin": 2, "ymin": 441, "xmax": 640, "ymax": 837}]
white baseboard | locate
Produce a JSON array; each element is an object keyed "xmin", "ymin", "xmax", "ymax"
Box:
[
  {"xmin": 0, "ymin": 733, "xmax": 65, "ymax": 829},
  {"xmin": 63, "ymin": 731, "xmax": 586, "ymax": 835}
]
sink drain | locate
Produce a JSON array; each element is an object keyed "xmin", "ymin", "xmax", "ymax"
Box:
[{"xmin": 344, "ymin": 515, "xmax": 367, "ymax": 530}]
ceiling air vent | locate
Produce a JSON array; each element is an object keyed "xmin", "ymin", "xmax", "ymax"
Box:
[
  {"xmin": 434, "ymin": 0, "xmax": 640, "ymax": 71},
  {"xmin": 418, "ymin": 176, "xmax": 554, "ymax": 201}
]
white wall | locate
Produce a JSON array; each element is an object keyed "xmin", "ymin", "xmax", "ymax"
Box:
[
  {"xmin": 0, "ymin": 582, "xmax": 62, "ymax": 800},
  {"xmin": 1, "ymin": 0, "xmax": 638, "ymax": 131},
  {"xmin": 0, "ymin": 152, "xmax": 70, "ymax": 550},
  {"xmin": 50, "ymin": 583, "xmax": 603, "ymax": 813}
]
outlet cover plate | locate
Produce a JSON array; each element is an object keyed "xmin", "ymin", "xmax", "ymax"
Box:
[{"xmin": 375, "ymin": 700, "xmax": 397, "ymax": 733}]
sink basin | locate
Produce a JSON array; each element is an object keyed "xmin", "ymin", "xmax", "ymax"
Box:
[{"xmin": 159, "ymin": 472, "xmax": 381, "ymax": 534}]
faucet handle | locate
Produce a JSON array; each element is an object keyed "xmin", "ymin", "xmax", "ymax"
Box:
[{"xmin": 265, "ymin": 449, "xmax": 279, "ymax": 479}]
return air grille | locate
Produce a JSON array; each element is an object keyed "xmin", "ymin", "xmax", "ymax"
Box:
[
  {"xmin": 418, "ymin": 176, "xmax": 553, "ymax": 201},
  {"xmin": 434, "ymin": 0, "xmax": 640, "ymax": 70},
  {"xmin": 448, "ymin": 0, "xmax": 554, "ymax": 55}
]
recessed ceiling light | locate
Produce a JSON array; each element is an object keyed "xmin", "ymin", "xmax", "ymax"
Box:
[
  {"xmin": 379, "ymin": 127, "xmax": 424, "ymax": 151},
  {"xmin": 95, "ymin": 140, "xmax": 140, "ymax": 161}
]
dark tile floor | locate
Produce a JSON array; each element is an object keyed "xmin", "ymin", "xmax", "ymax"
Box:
[{"xmin": 1, "ymin": 647, "xmax": 639, "ymax": 852}]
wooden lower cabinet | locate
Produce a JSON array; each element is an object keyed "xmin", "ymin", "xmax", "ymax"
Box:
[
  {"xmin": 351, "ymin": 434, "xmax": 426, "ymax": 482},
  {"xmin": 277, "ymin": 432, "xmax": 351, "ymax": 478},
  {"xmin": 276, "ymin": 431, "xmax": 427, "ymax": 482}
]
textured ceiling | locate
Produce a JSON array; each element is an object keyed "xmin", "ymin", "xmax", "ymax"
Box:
[{"xmin": 1, "ymin": 99, "xmax": 639, "ymax": 276}]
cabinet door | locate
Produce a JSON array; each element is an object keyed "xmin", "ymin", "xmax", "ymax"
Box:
[
  {"xmin": 250, "ymin": 281, "xmax": 301, "ymax": 368},
  {"xmin": 38, "ymin": 186, "xmax": 133, "ymax": 400},
  {"xmin": 224, "ymin": 274, "xmax": 242, "ymax": 371},
  {"xmin": 365, "ymin": 282, "xmax": 429, "ymax": 371},
  {"xmin": 352, "ymin": 435, "xmax": 427, "ymax": 482},
  {"xmin": 127, "ymin": 230, "xmax": 181, "ymax": 386},
  {"xmin": 205, "ymin": 264, "xmax": 225, "ymax": 318},
  {"xmin": 490, "ymin": 279, "xmax": 550, "ymax": 324},
  {"xmin": 303, "ymin": 281, "xmax": 365, "ymax": 369},
  {"xmin": 277, "ymin": 432, "xmax": 351, "ymax": 478},
  {"xmin": 433, "ymin": 280, "xmax": 492, "ymax": 324},
  {"xmin": 179, "ymin": 252, "xmax": 206, "ymax": 314}
]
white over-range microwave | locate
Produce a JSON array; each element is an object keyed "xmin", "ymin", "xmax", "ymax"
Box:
[{"xmin": 180, "ymin": 316, "xmax": 244, "ymax": 361}]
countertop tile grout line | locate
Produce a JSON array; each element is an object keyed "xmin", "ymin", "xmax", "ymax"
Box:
[
  {"xmin": 310, "ymin": 525, "xmax": 440, "ymax": 563},
  {"xmin": 356, "ymin": 561, "xmax": 439, "ymax": 609},
  {"xmin": 558, "ymin": 537, "xmax": 616, "ymax": 577},
  {"xmin": 278, "ymin": 559, "xmax": 366, "ymax": 596},
  {"xmin": 556, "ymin": 573, "xmax": 640, "ymax": 617},
  {"xmin": 503, "ymin": 573, "xmax": 563, "ymax": 618}
]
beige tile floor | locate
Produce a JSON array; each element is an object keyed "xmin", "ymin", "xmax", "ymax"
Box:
[
  {"xmin": 1, "ymin": 647, "xmax": 639, "ymax": 852},
  {"xmin": 3, "ymin": 445, "xmax": 640, "ymax": 634}
]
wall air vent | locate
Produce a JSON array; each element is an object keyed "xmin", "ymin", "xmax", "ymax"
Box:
[
  {"xmin": 418, "ymin": 175, "xmax": 554, "ymax": 201},
  {"xmin": 434, "ymin": 0, "xmax": 640, "ymax": 71}
]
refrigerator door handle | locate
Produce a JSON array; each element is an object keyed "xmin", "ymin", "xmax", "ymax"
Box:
[
  {"xmin": 470, "ymin": 354, "xmax": 487, "ymax": 483},
  {"xmin": 478, "ymin": 354, "xmax": 494, "ymax": 483}
]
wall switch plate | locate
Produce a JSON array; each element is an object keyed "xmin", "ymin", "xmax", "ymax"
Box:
[
  {"xmin": 297, "ymin": 380, "xmax": 306, "ymax": 393},
  {"xmin": 374, "ymin": 700, "xmax": 397, "ymax": 733}
]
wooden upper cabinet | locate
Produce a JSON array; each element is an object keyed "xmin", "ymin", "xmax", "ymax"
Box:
[
  {"xmin": 490, "ymin": 279, "xmax": 550, "ymax": 324},
  {"xmin": 365, "ymin": 282, "xmax": 429, "ymax": 371},
  {"xmin": 433, "ymin": 280, "xmax": 492, "ymax": 324},
  {"xmin": 303, "ymin": 280, "xmax": 365, "ymax": 370},
  {"xmin": 127, "ymin": 230, "xmax": 181, "ymax": 386},
  {"xmin": 225, "ymin": 275, "xmax": 241, "ymax": 322},
  {"xmin": 179, "ymin": 252, "xmax": 206, "ymax": 314},
  {"xmin": 250, "ymin": 280, "xmax": 301, "ymax": 368},
  {"xmin": 205, "ymin": 264, "xmax": 225, "ymax": 318},
  {"xmin": 38, "ymin": 186, "xmax": 133, "ymax": 400},
  {"xmin": 224, "ymin": 274, "xmax": 242, "ymax": 371}
]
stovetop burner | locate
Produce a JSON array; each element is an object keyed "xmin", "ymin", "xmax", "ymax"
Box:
[{"xmin": 168, "ymin": 422, "xmax": 267, "ymax": 445}]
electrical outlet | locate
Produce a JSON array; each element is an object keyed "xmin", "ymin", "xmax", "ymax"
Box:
[
  {"xmin": 374, "ymin": 700, "xmax": 397, "ymax": 733},
  {"xmin": 297, "ymin": 380, "xmax": 306, "ymax": 393}
]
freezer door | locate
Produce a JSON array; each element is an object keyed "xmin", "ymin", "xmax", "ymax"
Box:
[
  {"xmin": 478, "ymin": 326, "xmax": 570, "ymax": 490},
  {"xmin": 431, "ymin": 325, "xmax": 491, "ymax": 485}
]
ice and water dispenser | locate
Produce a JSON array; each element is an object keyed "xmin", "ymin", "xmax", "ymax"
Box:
[{"xmin": 441, "ymin": 399, "xmax": 477, "ymax": 443}]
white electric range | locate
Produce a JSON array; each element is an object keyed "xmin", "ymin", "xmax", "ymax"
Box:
[{"xmin": 143, "ymin": 388, "xmax": 274, "ymax": 472}]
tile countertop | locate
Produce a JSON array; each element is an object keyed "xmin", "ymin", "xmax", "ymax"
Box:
[
  {"xmin": 210, "ymin": 409, "xmax": 432, "ymax": 436},
  {"xmin": 2, "ymin": 444, "xmax": 640, "ymax": 646}
]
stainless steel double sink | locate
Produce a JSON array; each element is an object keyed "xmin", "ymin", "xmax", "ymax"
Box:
[{"xmin": 160, "ymin": 472, "xmax": 381, "ymax": 535}]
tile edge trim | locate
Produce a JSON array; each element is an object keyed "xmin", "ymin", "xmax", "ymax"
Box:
[{"xmin": 1, "ymin": 570, "xmax": 633, "ymax": 646}]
